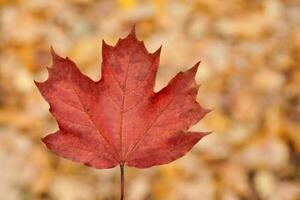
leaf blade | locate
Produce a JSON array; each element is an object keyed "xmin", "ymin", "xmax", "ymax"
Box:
[{"xmin": 36, "ymin": 28, "xmax": 210, "ymax": 169}]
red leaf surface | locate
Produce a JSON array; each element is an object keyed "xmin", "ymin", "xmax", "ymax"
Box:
[{"xmin": 35, "ymin": 27, "xmax": 210, "ymax": 169}]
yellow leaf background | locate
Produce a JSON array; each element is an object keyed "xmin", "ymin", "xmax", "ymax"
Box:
[{"xmin": 0, "ymin": 0, "xmax": 300, "ymax": 199}]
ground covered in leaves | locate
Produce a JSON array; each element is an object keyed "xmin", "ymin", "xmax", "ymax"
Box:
[{"xmin": 0, "ymin": 0, "xmax": 300, "ymax": 200}]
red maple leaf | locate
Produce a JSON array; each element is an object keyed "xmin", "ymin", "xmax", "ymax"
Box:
[{"xmin": 35, "ymin": 27, "xmax": 211, "ymax": 199}]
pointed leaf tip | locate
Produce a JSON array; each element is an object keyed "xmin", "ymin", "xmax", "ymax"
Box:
[
  {"xmin": 201, "ymin": 131, "xmax": 213, "ymax": 137},
  {"xmin": 153, "ymin": 45, "xmax": 162, "ymax": 56},
  {"xmin": 187, "ymin": 61, "xmax": 201, "ymax": 75},
  {"xmin": 204, "ymin": 108, "xmax": 215, "ymax": 116},
  {"xmin": 50, "ymin": 46, "xmax": 62, "ymax": 61},
  {"xmin": 127, "ymin": 25, "xmax": 137, "ymax": 40},
  {"xmin": 41, "ymin": 136, "xmax": 46, "ymax": 143},
  {"xmin": 33, "ymin": 80, "xmax": 41, "ymax": 87},
  {"xmin": 50, "ymin": 46, "xmax": 56, "ymax": 56},
  {"xmin": 102, "ymin": 39, "xmax": 110, "ymax": 48},
  {"xmin": 102, "ymin": 39, "xmax": 113, "ymax": 59},
  {"xmin": 192, "ymin": 61, "xmax": 201, "ymax": 70},
  {"xmin": 130, "ymin": 25, "xmax": 136, "ymax": 35}
]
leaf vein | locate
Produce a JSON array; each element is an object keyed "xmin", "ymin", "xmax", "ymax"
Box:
[{"xmin": 124, "ymin": 98, "xmax": 175, "ymax": 161}]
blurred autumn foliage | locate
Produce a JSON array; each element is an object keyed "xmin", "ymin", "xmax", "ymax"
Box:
[{"xmin": 1, "ymin": 0, "xmax": 300, "ymax": 200}]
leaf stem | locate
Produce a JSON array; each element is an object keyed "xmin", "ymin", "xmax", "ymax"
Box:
[{"xmin": 120, "ymin": 164, "xmax": 125, "ymax": 200}]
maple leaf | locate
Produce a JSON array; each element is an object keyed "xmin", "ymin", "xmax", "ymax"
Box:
[{"xmin": 35, "ymin": 27, "xmax": 211, "ymax": 199}]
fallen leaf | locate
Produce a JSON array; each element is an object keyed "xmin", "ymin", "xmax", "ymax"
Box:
[{"xmin": 35, "ymin": 27, "xmax": 210, "ymax": 169}]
